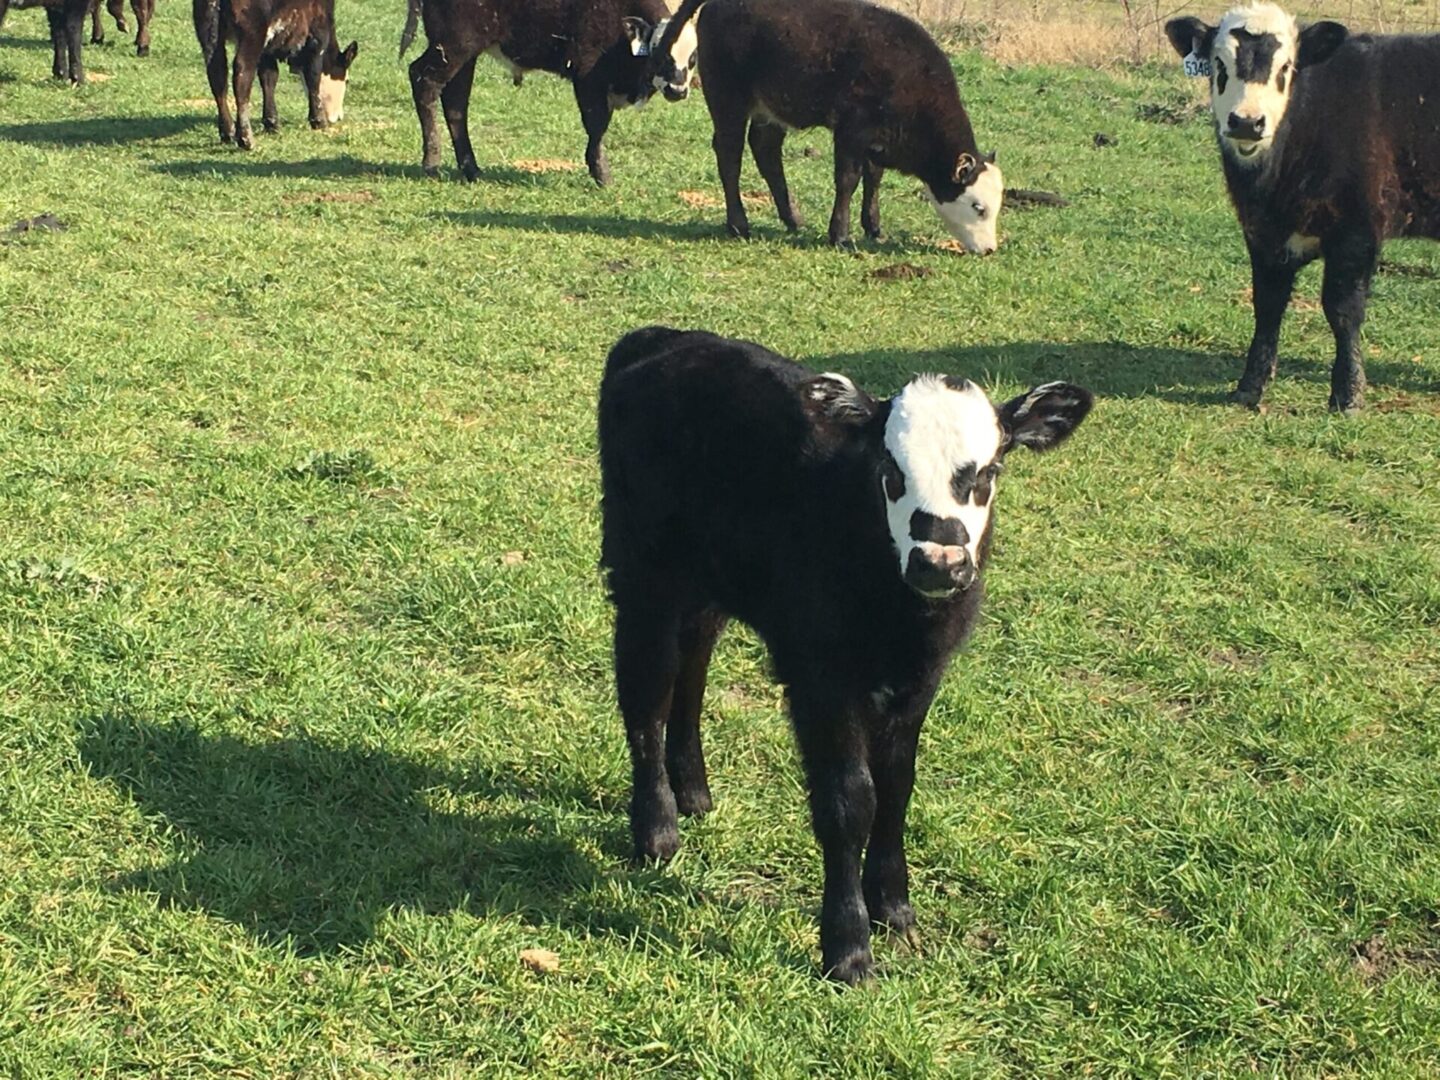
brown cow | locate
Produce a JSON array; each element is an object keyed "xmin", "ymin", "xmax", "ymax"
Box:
[
  {"xmin": 88, "ymin": 0, "xmax": 154, "ymax": 55},
  {"xmin": 194, "ymin": 0, "xmax": 357, "ymax": 149}
]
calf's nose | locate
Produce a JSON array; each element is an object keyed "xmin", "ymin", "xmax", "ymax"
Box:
[{"xmin": 1227, "ymin": 112, "xmax": 1266, "ymax": 140}]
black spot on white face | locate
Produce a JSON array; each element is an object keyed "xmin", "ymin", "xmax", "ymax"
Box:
[
  {"xmin": 909, "ymin": 509, "xmax": 969, "ymax": 548},
  {"xmin": 950, "ymin": 463, "xmax": 976, "ymax": 503},
  {"xmin": 882, "ymin": 451, "xmax": 906, "ymax": 501},
  {"xmin": 1230, "ymin": 27, "xmax": 1280, "ymax": 81}
]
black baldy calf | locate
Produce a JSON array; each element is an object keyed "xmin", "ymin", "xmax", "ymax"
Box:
[
  {"xmin": 398, "ymin": 0, "xmax": 698, "ymax": 185},
  {"xmin": 653, "ymin": 0, "xmax": 1003, "ymax": 250},
  {"xmin": 1166, "ymin": 3, "xmax": 1440, "ymax": 412},
  {"xmin": 194, "ymin": 0, "xmax": 357, "ymax": 149},
  {"xmin": 598, "ymin": 327, "xmax": 1091, "ymax": 981}
]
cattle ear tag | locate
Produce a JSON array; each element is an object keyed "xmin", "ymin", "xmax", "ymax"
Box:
[
  {"xmin": 631, "ymin": 38, "xmax": 650, "ymax": 56},
  {"xmin": 1183, "ymin": 51, "xmax": 1212, "ymax": 77}
]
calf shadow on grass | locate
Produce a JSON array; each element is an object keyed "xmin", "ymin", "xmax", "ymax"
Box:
[
  {"xmin": 806, "ymin": 340, "xmax": 1440, "ymax": 407},
  {"xmin": 151, "ymin": 156, "xmax": 525, "ymax": 185},
  {"xmin": 76, "ymin": 713, "xmax": 723, "ymax": 959},
  {"xmin": 438, "ymin": 208, "xmax": 722, "ymax": 244},
  {"xmin": 0, "ymin": 114, "xmax": 207, "ymax": 146}
]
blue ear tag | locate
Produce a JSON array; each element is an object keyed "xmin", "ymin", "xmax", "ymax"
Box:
[
  {"xmin": 632, "ymin": 38, "xmax": 650, "ymax": 57},
  {"xmin": 1183, "ymin": 51, "xmax": 1212, "ymax": 77}
]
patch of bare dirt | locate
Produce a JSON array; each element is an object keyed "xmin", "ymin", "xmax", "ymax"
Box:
[
  {"xmin": 868, "ymin": 262, "xmax": 933, "ymax": 282},
  {"xmin": 678, "ymin": 189, "xmax": 767, "ymax": 210},
  {"xmin": 512, "ymin": 158, "xmax": 578, "ymax": 173},
  {"xmin": 1373, "ymin": 393, "xmax": 1440, "ymax": 416},
  {"xmin": 1352, "ymin": 932, "xmax": 1440, "ymax": 983}
]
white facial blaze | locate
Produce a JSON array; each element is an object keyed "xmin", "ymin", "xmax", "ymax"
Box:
[
  {"xmin": 927, "ymin": 162, "xmax": 1004, "ymax": 254},
  {"xmin": 651, "ymin": 19, "xmax": 698, "ymax": 94},
  {"xmin": 318, "ymin": 73, "xmax": 347, "ymax": 123},
  {"xmin": 1208, "ymin": 3, "xmax": 1298, "ymax": 163},
  {"xmin": 881, "ymin": 376, "xmax": 1003, "ymax": 587}
]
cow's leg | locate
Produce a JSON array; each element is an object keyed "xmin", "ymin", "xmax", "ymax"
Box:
[
  {"xmin": 107, "ymin": 0, "xmax": 127, "ymax": 33},
  {"xmin": 63, "ymin": 1, "xmax": 86, "ymax": 84},
  {"xmin": 259, "ymin": 54, "xmax": 280, "ymax": 133},
  {"xmin": 441, "ymin": 55, "xmax": 480, "ymax": 182},
  {"xmin": 1232, "ymin": 245, "xmax": 1298, "ymax": 408},
  {"xmin": 89, "ymin": 0, "xmax": 104, "ymax": 45},
  {"xmin": 205, "ymin": 42, "xmax": 234, "ymax": 143},
  {"xmin": 131, "ymin": 0, "xmax": 150, "ymax": 56},
  {"xmin": 709, "ymin": 112, "xmax": 750, "ymax": 239},
  {"xmin": 614, "ymin": 591, "xmax": 683, "ymax": 863},
  {"xmin": 748, "ymin": 120, "xmax": 803, "ymax": 233},
  {"xmin": 862, "ymin": 711, "xmax": 924, "ymax": 940},
  {"xmin": 48, "ymin": 8, "xmax": 68, "ymax": 80},
  {"xmin": 572, "ymin": 81, "xmax": 614, "ymax": 187},
  {"xmin": 794, "ymin": 698, "xmax": 876, "ymax": 983},
  {"xmin": 231, "ymin": 38, "xmax": 263, "ymax": 149},
  {"xmin": 828, "ymin": 138, "xmax": 864, "ymax": 250},
  {"xmin": 1320, "ymin": 232, "xmax": 1377, "ymax": 414},
  {"xmin": 302, "ymin": 50, "xmax": 325, "ymax": 128},
  {"xmin": 860, "ymin": 157, "xmax": 885, "ymax": 242},
  {"xmin": 665, "ymin": 609, "xmax": 723, "ymax": 817},
  {"xmin": 409, "ymin": 43, "xmax": 469, "ymax": 177}
]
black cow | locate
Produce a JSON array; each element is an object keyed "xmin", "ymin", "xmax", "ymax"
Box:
[
  {"xmin": 2, "ymin": 0, "xmax": 96, "ymax": 81},
  {"xmin": 194, "ymin": 0, "xmax": 357, "ymax": 149},
  {"xmin": 398, "ymin": 0, "xmax": 699, "ymax": 185},
  {"xmin": 598, "ymin": 326, "xmax": 1092, "ymax": 981},
  {"xmin": 652, "ymin": 0, "xmax": 1003, "ymax": 251},
  {"xmin": 1166, "ymin": 3, "xmax": 1440, "ymax": 412}
]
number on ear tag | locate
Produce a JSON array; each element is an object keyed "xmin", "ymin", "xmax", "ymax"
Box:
[
  {"xmin": 1183, "ymin": 51, "xmax": 1212, "ymax": 77},
  {"xmin": 631, "ymin": 38, "xmax": 650, "ymax": 56}
]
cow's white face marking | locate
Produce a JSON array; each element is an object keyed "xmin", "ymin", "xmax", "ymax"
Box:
[
  {"xmin": 928, "ymin": 162, "xmax": 1004, "ymax": 254},
  {"xmin": 318, "ymin": 73, "xmax": 347, "ymax": 123},
  {"xmin": 881, "ymin": 376, "xmax": 1004, "ymax": 595},
  {"xmin": 1207, "ymin": 4, "xmax": 1298, "ymax": 164},
  {"xmin": 650, "ymin": 18, "xmax": 697, "ymax": 101}
]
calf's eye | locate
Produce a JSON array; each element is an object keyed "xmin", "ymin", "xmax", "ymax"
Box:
[{"xmin": 1214, "ymin": 58, "xmax": 1228, "ymax": 95}]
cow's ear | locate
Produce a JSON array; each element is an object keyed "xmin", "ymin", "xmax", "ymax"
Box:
[
  {"xmin": 1297, "ymin": 20, "xmax": 1347, "ymax": 67},
  {"xmin": 998, "ymin": 382, "xmax": 1093, "ymax": 453},
  {"xmin": 983, "ymin": 149, "xmax": 996, "ymax": 165},
  {"xmin": 623, "ymin": 16, "xmax": 653, "ymax": 55},
  {"xmin": 340, "ymin": 40, "xmax": 358, "ymax": 68},
  {"xmin": 952, "ymin": 152, "xmax": 979, "ymax": 186},
  {"xmin": 1165, "ymin": 16, "xmax": 1216, "ymax": 59},
  {"xmin": 800, "ymin": 373, "xmax": 877, "ymax": 427}
]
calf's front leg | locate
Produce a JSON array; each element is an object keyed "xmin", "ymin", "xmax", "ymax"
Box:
[
  {"xmin": 441, "ymin": 56, "xmax": 480, "ymax": 182},
  {"xmin": 1320, "ymin": 231, "xmax": 1376, "ymax": 414},
  {"xmin": 259, "ymin": 54, "xmax": 280, "ymax": 132},
  {"xmin": 863, "ymin": 713, "xmax": 923, "ymax": 940},
  {"xmin": 231, "ymin": 39, "xmax": 264, "ymax": 148},
  {"xmin": 795, "ymin": 704, "xmax": 877, "ymax": 983},
  {"xmin": 573, "ymin": 81, "xmax": 614, "ymax": 187},
  {"xmin": 1233, "ymin": 245, "xmax": 1298, "ymax": 408},
  {"xmin": 828, "ymin": 141, "xmax": 864, "ymax": 250},
  {"xmin": 614, "ymin": 598, "xmax": 683, "ymax": 862}
]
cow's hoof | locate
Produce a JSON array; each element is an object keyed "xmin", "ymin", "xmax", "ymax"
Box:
[
  {"xmin": 1328, "ymin": 395, "xmax": 1364, "ymax": 415},
  {"xmin": 422, "ymin": 163, "xmax": 441, "ymax": 179},
  {"xmin": 725, "ymin": 222, "xmax": 751, "ymax": 241},
  {"xmin": 90, "ymin": 33, "xmax": 104, "ymax": 45},
  {"xmin": 632, "ymin": 825, "xmax": 680, "ymax": 864},
  {"xmin": 236, "ymin": 132, "xmax": 253, "ymax": 150},
  {"xmin": 865, "ymin": 229, "xmax": 886, "ymax": 243},
  {"xmin": 263, "ymin": 121, "xmax": 279, "ymax": 134},
  {"xmin": 672, "ymin": 784, "xmax": 712, "ymax": 817},
  {"xmin": 589, "ymin": 167, "xmax": 612, "ymax": 188},
  {"xmin": 1227, "ymin": 386, "xmax": 1264, "ymax": 410},
  {"xmin": 459, "ymin": 161, "xmax": 480, "ymax": 183},
  {"xmin": 136, "ymin": 44, "xmax": 148, "ymax": 57},
  {"xmin": 869, "ymin": 900, "xmax": 916, "ymax": 936},
  {"xmin": 309, "ymin": 119, "xmax": 326, "ymax": 130},
  {"xmin": 824, "ymin": 950, "xmax": 875, "ymax": 985},
  {"xmin": 833, "ymin": 238, "xmax": 857, "ymax": 253}
]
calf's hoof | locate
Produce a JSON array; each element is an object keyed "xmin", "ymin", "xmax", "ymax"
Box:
[
  {"xmin": 865, "ymin": 228, "xmax": 886, "ymax": 243},
  {"xmin": 832, "ymin": 237, "xmax": 857, "ymax": 253},
  {"xmin": 1227, "ymin": 386, "xmax": 1264, "ymax": 410},
  {"xmin": 309, "ymin": 119, "xmax": 326, "ymax": 130},
  {"xmin": 459, "ymin": 161, "xmax": 481, "ymax": 184},
  {"xmin": 672, "ymin": 783, "xmax": 712, "ymax": 817},
  {"xmin": 632, "ymin": 823, "xmax": 680, "ymax": 864},
  {"xmin": 1328, "ymin": 394, "xmax": 1364, "ymax": 415},
  {"xmin": 589, "ymin": 165, "xmax": 612, "ymax": 188},
  {"xmin": 236, "ymin": 131, "xmax": 254, "ymax": 151},
  {"xmin": 90, "ymin": 32, "xmax": 104, "ymax": 45},
  {"xmin": 824, "ymin": 949, "xmax": 875, "ymax": 985},
  {"xmin": 136, "ymin": 44, "xmax": 148, "ymax": 57},
  {"xmin": 725, "ymin": 221, "xmax": 751, "ymax": 241},
  {"xmin": 422, "ymin": 163, "xmax": 442, "ymax": 179},
  {"xmin": 868, "ymin": 900, "xmax": 916, "ymax": 936},
  {"xmin": 263, "ymin": 120, "xmax": 279, "ymax": 134}
]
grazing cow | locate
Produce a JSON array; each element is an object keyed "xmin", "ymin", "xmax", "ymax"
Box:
[
  {"xmin": 398, "ymin": 0, "xmax": 699, "ymax": 185},
  {"xmin": 88, "ymin": 0, "xmax": 153, "ymax": 55},
  {"xmin": 651, "ymin": 0, "xmax": 1003, "ymax": 251},
  {"xmin": 194, "ymin": 0, "xmax": 358, "ymax": 149},
  {"xmin": 1166, "ymin": 4, "xmax": 1440, "ymax": 412},
  {"xmin": 598, "ymin": 326, "xmax": 1092, "ymax": 981},
  {"xmin": 1, "ymin": 0, "xmax": 96, "ymax": 82}
]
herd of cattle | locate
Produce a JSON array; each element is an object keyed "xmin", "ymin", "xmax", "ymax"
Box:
[{"xmin": 2, "ymin": 0, "xmax": 1437, "ymax": 982}]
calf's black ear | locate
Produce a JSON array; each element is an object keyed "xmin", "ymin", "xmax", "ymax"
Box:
[
  {"xmin": 1165, "ymin": 16, "xmax": 1216, "ymax": 59},
  {"xmin": 340, "ymin": 40, "xmax": 358, "ymax": 68},
  {"xmin": 998, "ymin": 382, "xmax": 1093, "ymax": 452},
  {"xmin": 800, "ymin": 373, "xmax": 877, "ymax": 427},
  {"xmin": 1297, "ymin": 20, "xmax": 1347, "ymax": 67},
  {"xmin": 623, "ymin": 16, "xmax": 653, "ymax": 53}
]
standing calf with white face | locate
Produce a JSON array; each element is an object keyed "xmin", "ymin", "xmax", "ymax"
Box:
[
  {"xmin": 651, "ymin": 0, "xmax": 1004, "ymax": 252},
  {"xmin": 598, "ymin": 327, "xmax": 1091, "ymax": 982},
  {"xmin": 1166, "ymin": 3, "xmax": 1440, "ymax": 412}
]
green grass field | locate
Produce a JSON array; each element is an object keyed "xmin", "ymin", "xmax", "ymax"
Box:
[{"xmin": 2, "ymin": 2, "xmax": 1440, "ymax": 1074}]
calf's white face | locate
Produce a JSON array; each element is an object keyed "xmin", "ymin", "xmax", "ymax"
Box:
[
  {"xmin": 317, "ymin": 41, "xmax": 358, "ymax": 125},
  {"xmin": 649, "ymin": 18, "xmax": 698, "ymax": 102},
  {"xmin": 1167, "ymin": 4, "xmax": 1348, "ymax": 166},
  {"xmin": 927, "ymin": 157, "xmax": 1004, "ymax": 254}
]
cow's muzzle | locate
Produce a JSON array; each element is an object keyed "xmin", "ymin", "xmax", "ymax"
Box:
[
  {"xmin": 662, "ymin": 83, "xmax": 688, "ymax": 102},
  {"xmin": 904, "ymin": 546, "xmax": 977, "ymax": 597}
]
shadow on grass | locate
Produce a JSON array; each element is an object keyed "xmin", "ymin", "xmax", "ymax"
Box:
[
  {"xmin": 150, "ymin": 155, "xmax": 526, "ymax": 184},
  {"xmin": 438, "ymin": 207, "xmax": 719, "ymax": 243},
  {"xmin": 76, "ymin": 713, "xmax": 727, "ymax": 958},
  {"xmin": 0, "ymin": 113, "xmax": 207, "ymax": 145},
  {"xmin": 0, "ymin": 33, "xmax": 49, "ymax": 49},
  {"xmin": 804, "ymin": 340, "xmax": 1440, "ymax": 407}
]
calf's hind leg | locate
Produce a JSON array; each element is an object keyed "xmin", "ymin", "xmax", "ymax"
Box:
[
  {"xmin": 204, "ymin": 42, "xmax": 234, "ymax": 142},
  {"xmin": 1320, "ymin": 232, "xmax": 1376, "ymax": 413},
  {"xmin": 665, "ymin": 610, "xmax": 724, "ymax": 816},
  {"xmin": 614, "ymin": 594, "xmax": 684, "ymax": 862},
  {"xmin": 441, "ymin": 56, "xmax": 481, "ymax": 182},
  {"xmin": 860, "ymin": 157, "xmax": 885, "ymax": 242},
  {"xmin": 259, "ymin": 55, "xmax": 279, "ymax": 132},
  {"xmin": 748, "ymin": 121, "xmax": 803, "ymax": 233},
  {"xmin": 409, "ymin": 43, "xmax": 474, "ymax": 177},
  {"xmin": 48, "ymin": 9, "xmax": 69, "ymax": 80}
]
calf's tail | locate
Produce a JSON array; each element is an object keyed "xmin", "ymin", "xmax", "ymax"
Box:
[
  {"xmin": 193, "ymin": 0, "xmax": 220, "ymax": 59},
  {"xmin": 398, "ymin": 0, "xmax": 421, "ymax": 58}
]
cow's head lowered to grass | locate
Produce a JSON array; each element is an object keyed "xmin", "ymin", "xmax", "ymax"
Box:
[
  {"xmin": 1166, "ymin": 4, "xmax": 1347, "ymax": 165},
  {"xmin": 924, "ymin": 151, "xmax": 1004, "ymax": 254},
  {"xmin": 626, "ymin": 17, "xmax": 698, "ymax": 103},
  {"xmin": 316, "ymin": 40, "xmax": 359, "ymax": 125},
  {"xmin": 802, "ymin": 373, "xmax": 1092, "ymax": 598}
]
